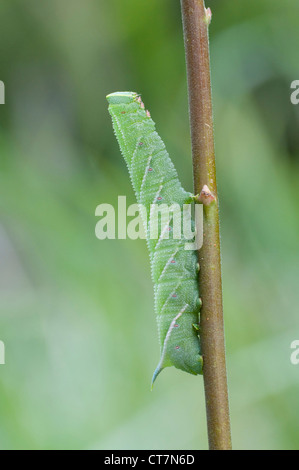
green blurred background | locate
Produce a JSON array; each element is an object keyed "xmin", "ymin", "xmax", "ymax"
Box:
[{"xmin": 0, "ymin": 0, "xmax": 299, "ymax": 450}]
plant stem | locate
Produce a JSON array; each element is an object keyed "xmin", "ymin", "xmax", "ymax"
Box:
[{"xmin": 180, "ymin": 0, "xmax": 232, "ymax": 450}]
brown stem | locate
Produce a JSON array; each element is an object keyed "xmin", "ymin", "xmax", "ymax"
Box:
[{"xmin": 180, "ymin": 0, "xmax": 232, "ymax": 450}]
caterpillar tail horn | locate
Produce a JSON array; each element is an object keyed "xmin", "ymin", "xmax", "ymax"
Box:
[{"xmin": 151, "ymin": 364, "xmax": 164, "ymax": 390}]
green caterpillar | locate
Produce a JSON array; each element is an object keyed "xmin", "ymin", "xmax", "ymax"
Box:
[{"xmin": 107, "ymin": 91, "xmax": 204, "ymax": 385}]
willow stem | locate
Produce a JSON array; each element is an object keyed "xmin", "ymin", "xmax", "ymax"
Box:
[{"xmin": 180, "ymin": 0, "xmax": 232, "ymax": 450}]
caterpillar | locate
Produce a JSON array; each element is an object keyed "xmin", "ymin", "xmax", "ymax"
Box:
[{"xmin": 106, "ymin": 91, "xmax": 204, "ymax": 386}]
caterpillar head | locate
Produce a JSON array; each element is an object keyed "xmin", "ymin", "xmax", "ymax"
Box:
[{"xmin": 106, "ymin": 91, "xmax": 139, "ymax": 105}]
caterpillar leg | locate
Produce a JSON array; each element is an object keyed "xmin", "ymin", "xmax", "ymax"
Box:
[
  {"xmin": 184, "ymin": 193, "xmax": 196, "ymax": 204},
  {"xmin": 198, "ymin": 354, "xmax": 204, "ymax": 371}
]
